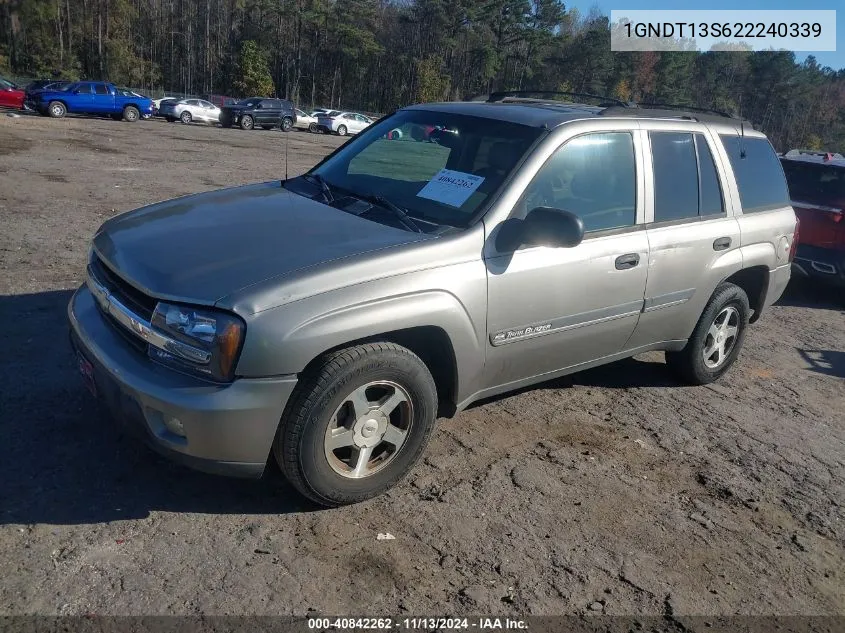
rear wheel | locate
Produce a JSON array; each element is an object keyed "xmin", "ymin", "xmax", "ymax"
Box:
[
  {"xmin": 666, "ymin": 282, "xmax": 750, "ymax": 385},
  {"xmin": 281, "ymin": 117, "xmax": 293, "ymax": 132},
  {"xmin": 180, "ymin": 110, "xmax": 192, "ymax": 124},
  {"xmin": 240, "ymin": 114, "xmax": 254, "ymax": 130},
  {"xmin": 336, "ymin": 124, "xmax": 347, "ymax": 136},
  {"xmin": 275, "ymin": 342, "xmax": 438, "ymax": 507},
  {"xmin": 47, "ymin": 101, "xmax": 66, "ymax": 118},
  {"xmin": 123, "ymin": 105, "xmax": 139, "ymax": 122}
]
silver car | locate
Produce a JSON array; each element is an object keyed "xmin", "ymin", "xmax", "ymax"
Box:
[
  {"xmin": 68, "ymin": 93, "xmax": 797, "ymax": 507},
  {"xmin": 159, "ymin": 98, "xmax": 221, "ymax": 124}
]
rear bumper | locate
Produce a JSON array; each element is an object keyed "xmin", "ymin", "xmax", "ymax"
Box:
[
  {"xmin": 68, "ymin": 285, "xmax": 298, "ymax": 478},
  {"xmin": 792, "ymin": 244, "xmax": 845, "ymax": 287}
]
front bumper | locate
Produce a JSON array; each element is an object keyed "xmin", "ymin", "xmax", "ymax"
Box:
[
  {"xmin": 68, "ymin": 285, "xmax": 297, "ymax": 478},
  {"xmin": 792, "ymin": 244, "xmax": 845, "ymax": 287}
]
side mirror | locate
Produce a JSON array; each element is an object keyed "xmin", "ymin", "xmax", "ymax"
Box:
[{"xmin": 496, "ymin": 207, "xmax": 585, "ymax": 252}]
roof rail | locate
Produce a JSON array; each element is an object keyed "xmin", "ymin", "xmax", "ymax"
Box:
[
  {"xmin": 784, "ymin": 149, "xmax": 845, "ymax": 160},
  {"xmin": 635, "ymin": 102, "xmax": 738, "ymax": 118},
  {"xmin": 486, "ymin": 90, "xmax": 634, "ymax": 108}
]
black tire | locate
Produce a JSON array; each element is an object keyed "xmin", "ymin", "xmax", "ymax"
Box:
[
  {"xmin": 308, "ymin": 122, "xmax": 318, "ymax": 133},
  {"xmin": 47, "ymin": 101, "xmax": 66, "ymax": 118},
  {"xmin": 240, "ymin": 115, "xmax": 254, "ymax": 130},
  {"xmin": 666, "ymin": 282, "xmax": 750, "ymax": 385},
  {"xmin": 336, "ymin": 124, "xmax": 347, "ymax": 136},
  {"xmin": 123, "ymin": 105, "xmax": 139, "ymax": 122},
  {"xmin": 275, "ymin": 342, "xmax": 438, "ymax": 507},
  {"xmin": 180, "ymin": 110, "xmax": 192, "ymax": 124},
  {"xmin": 281, "ymin": 116, "xmax": 293, "ymax": 132}
]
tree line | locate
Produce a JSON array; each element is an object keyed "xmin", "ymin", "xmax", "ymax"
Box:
[{"xmin": 1, "ymin": 0, "xmax": 844, "ymax": 151}]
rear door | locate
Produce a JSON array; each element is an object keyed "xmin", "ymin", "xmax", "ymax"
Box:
[
  {"xmin": 68, "ymin": 83, "xmax": 94, "ymax": 112},
  {"xmin": 626, "ymin": 124, "xmax": 742, "ymax": 349},
  {"xmin": 91, "ymin": 83, "xmax": 113, "ymax": 113}
]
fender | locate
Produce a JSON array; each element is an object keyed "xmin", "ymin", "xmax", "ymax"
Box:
[{"xmin": 234, "ymin": 287, "xmax": 486, "ymax": 403}]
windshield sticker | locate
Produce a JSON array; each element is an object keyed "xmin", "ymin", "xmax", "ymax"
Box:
[{"xmin": 416, "ymin": 169, "xmax": 485, "ymax": 208}]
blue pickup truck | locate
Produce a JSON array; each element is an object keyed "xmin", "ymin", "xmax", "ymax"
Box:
[{"xmin": 33, "ymin": 81, "xmax": 153, "ymax": 122}]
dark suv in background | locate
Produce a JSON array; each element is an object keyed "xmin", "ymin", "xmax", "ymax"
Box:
[
  {"xmin": 780, "ymin": 149, "xmax": 845, "ymax": 288},
  {"xmin": 219, "ymin": 97, "xmax": 296, "ymax": 131}
]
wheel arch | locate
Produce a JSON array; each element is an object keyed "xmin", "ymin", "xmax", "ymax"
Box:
[
  {"xmin": 298, "ymin": 326, "xmax": 459, "ymax": 418},
  {"xmin": 722, "ymin": 265, "xmax": 769, "ymax": 323},
  {"xmin": 236, "ymin": 290, "xmax": 484, "ymax": 418}
]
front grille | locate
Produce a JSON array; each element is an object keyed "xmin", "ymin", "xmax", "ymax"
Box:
[{"xmin": 89, "ymin": 254, "xmax": 157, "ymax": 322}]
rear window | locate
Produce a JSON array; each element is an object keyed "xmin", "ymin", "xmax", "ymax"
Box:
[
  {"xmin": 720, "ymin": 135, "xmax": 790, "ymax": 213},
  {"xmin": 780, "ymin": 160, "xmax": 845, "ymax": 207}
]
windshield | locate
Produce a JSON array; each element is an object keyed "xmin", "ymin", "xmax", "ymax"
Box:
[
  {"xmin": 0, "ymin": 78, "xmax": 16, "ymax": 89},
  {"xmin": 782, "ymin": 160, "xmax": 845, "ymax": 207},
  {"xmin": 308, "ymin": 109, "xmax": 543, "ymax": 227}
]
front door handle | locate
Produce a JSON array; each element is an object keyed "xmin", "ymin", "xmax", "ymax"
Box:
[
  {"xmin": 713, "ymin": 237, "xmax": 732, "ymax": 251},
  {"xmin": 615, "ymin": 253, "xmax": 640, "ymax": 270}
]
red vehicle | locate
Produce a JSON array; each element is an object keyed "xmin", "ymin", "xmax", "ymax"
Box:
[
  {"xmin": 0, "ymin": 77, "xmax": 25, "ymax": 109},
  {"xmin": 780, "ymin": 149, "xmax": 845, "ymax": 288}
]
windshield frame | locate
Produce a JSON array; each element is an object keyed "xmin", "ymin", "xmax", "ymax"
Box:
[{"xmin": 305, "ymin": 108, "xmax": 547, "ymax": 229}]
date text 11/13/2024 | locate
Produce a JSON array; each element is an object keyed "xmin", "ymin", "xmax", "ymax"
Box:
[{"xmin": 307, "ymin": 617, "xmax": 529, "ymax": 630}]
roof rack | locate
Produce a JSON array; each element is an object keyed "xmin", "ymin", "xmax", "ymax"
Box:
[
  {"xmin": 486, "ymin": 90, "xmax": 635, "ymax": 108},
  {"xmin": 635, "ymin": 102, "xmax": 738, "ymax": 118}
]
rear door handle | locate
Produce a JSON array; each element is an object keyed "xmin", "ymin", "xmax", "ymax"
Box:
[
  {"xmin": 615, "ymin": 253, "xmax": 640, "ymax": 270},
  {"xmin": 713, "ymin": 237, "xmax": 732, "ymax": 251}
]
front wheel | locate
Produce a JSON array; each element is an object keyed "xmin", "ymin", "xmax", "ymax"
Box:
[
  {"xmin": 180, "ymin": 110, "xmax": 192, "ymax": 124},
  {"xmin": 281, "ymin": 117, "xmax": 293, "ymax": 132},
  {"xmin": 47, "ymin": 101, "xmax": 66, "ymax": 118},
  {"xmin": 123, "ymin": 105, "xmax": 139, "ymax": 122},
  {"xmin": 240, "ymin": 114, "xmax": 254, "ymax": 130},
  {"xmin": 336, "ymin": 124, "xmax": 347, "ymax": 136},
  {"xmin": 308, "ymin": 123, "xmax": 319, "ymax": 133},
  {"xmin": 666, "ymin": 282, "xmax": 750, "ymax": 385},
  {"xmin": 275, "ymin": 342, "xmax": 438, "ymax": 507}
]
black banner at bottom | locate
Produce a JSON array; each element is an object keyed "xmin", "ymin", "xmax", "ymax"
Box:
[{"xmin": 0, "ymin": 616, "xmax": 841, "ymax": 633}]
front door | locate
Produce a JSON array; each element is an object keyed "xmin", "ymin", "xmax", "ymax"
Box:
[{"xmin": 484, "ymin": 130, "xmax": 649, "ymax": 390}]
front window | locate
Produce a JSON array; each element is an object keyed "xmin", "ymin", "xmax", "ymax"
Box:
[{"xmin": 302, "ymin": 109, "xmax": 544, "ymax": 228}]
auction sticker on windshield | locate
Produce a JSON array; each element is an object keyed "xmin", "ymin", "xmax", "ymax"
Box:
[{"xmin": 416, "ymin": 169, "xmax": 484, "ymax": 208}]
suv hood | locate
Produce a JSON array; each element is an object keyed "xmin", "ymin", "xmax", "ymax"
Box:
[{"xmin": 93, "ymin": 182, "xmax": 432, "ymax": 306}]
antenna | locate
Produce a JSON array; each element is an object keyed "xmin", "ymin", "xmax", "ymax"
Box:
[{"xmin": 739, "ymin": 96, "xmax": 746, "ymax": 159}]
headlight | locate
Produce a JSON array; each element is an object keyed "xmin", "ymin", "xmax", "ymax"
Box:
[{"xmin": 149, "ymin": 302, "xmax": 245, "ymax": 382}]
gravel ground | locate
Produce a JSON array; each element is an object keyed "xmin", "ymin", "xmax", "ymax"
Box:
[{"xmin": 0, "ymin": 113, "xmax": 843, "ymax": 618}]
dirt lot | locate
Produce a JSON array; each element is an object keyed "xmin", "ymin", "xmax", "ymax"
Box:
[{"xmin": 0, "ymin": 113, "xmax": 843, "ymax": 618}]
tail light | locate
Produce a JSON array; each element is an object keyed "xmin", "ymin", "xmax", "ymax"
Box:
[{"xmin": 789, "ymin": 218, "xmax": 800, "ymax": 262}]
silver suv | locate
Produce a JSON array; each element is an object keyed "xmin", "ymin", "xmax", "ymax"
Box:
[{"xmin": 68, "ymin": 92, "xmax": 797, "ymax": 506}]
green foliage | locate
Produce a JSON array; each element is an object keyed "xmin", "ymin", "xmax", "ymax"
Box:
[
  {"xmin": 233, "ymin": 40, "xmax": 275, "ymax": 97},
  {"xmin": 415, "ymin": 56, "xmax": 449, "ymax": 103}
]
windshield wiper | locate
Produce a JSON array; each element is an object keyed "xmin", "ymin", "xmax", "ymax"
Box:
[
  {"xmin": 303, "ymin": 173, "xmax": 334, "ymax": 203},
  {"xmin": 357, "ymin": 192, "xmax": 424, "ymax": 233}
]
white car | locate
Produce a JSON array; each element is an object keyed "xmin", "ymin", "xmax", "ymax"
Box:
[
  {"xmin": 159, "ymin": 98, "xmax": 221, "ymax": 125},
  {"xmin": 317, "ymin": 111, "xmax": 374, "ymax": 136},
  {"xmin": 294, "ymin": 109, "xmax": 319, "ymax": 132}
]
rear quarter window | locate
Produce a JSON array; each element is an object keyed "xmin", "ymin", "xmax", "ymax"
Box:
[{"xmin": 720, "ymin": 135, "xmax": 790, "ymax": 213}]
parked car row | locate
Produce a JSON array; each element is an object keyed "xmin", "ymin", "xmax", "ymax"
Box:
[{"xmin": 2, "ymin": 76, "xmax": 377, "ymax": 137}]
